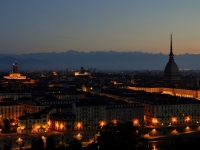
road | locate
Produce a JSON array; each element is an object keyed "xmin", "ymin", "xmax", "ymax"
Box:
[{"xmin": 0, "ymin": 130, "xmax": 97, "ymax": 149}]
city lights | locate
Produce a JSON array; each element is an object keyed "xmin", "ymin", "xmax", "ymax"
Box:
[
  {"xmin": 41, "ymin": 136, "xmax": 46, "ymax": 147},
  {"xmin": 16, "ymin": 138, "xmax": 23, "ymax": 150},
  {"xmin": 100, "ymin": 121, "xmax": 105, "ymax": 127},
  {"xmin": 133, "ymin": 119, "xmax": 139, "ymax": 126},
  {"xmin": 152, "ymin": 118, "xmax": 158, "ymax": 125},
  {"xmin": 172, "ymin": 117, "xmax": 177, "ymax": 122},
  {"xmin": 74, "ymin": 133, "xmax": 82, "ymax": 140}
]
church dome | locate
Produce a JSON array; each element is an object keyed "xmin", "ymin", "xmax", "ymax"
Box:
[
  {"xmin": 164, "ymin": 59, "xmax": 180, "ymax": 81},
  {"xmin": 163, "ymin": 34, "xmax": 181, "ymax": 81}
]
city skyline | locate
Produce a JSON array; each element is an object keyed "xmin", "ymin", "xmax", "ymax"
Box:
[{"xmin": 1, "ymin": 1, "xmax": 200, "ymax": 55}]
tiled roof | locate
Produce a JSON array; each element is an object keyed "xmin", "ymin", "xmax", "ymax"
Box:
[
  {"xmin": 50, "ymin": 113, "xmax": 75, "ymax": 120},
  {"xmin": 0, "ymin": 102, "xmax": 20, "ymax": 106},
  {"xmin": 18, "ymin": 113, "xmax": 41, "ymax": 120},
  {"xmin": 101, "ymin": 88, "xmax": 200, "ymax": 105}
]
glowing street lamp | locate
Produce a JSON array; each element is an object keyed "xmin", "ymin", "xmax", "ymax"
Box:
[
  {"xmin": 101, "ymin": 121, "xmax": 104, "ymax": 127},
  {"xmin": 74, "ymin": 133, "xmax": 82, "ymax": 140},
  {"xmin": 172, "ymin": 117, "xmax": 177, "ymax": 124},
  {"xmin": 133, "ymin": 119, "xmax": 139, "ymax": 126},
  {"xmin": 152, "ymin": 118, "xmax": 158, "ymax": 125},
  {"xmin": 16, "ymin": 138, "xmax": 23, "ymax": 150},
  {"xmin": 99, "ymin": 121, "xmax": 105, "ymax": 127},
  {"xmin": 185, "ymin": 116, "xmax": 190, "ymax": 123},
  {"xmin": 77, "ymin": 122, "xmax": 82, "ymax": 130},
  {"xmin": 41, "ymin": 136, "xmax": 46, "ymax": 147},
  {"xmin": 186, "ymin": 117, "xmax": 190, "ymax": 121},
  {"xmin": 112, "ymin": 120, "xmax": 117, "ymax": 124}
]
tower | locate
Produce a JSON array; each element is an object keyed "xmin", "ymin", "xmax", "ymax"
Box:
[
  {"xmin": 131, "ymin": 73, "xmax": 134, "ymax": 84},
  {"xmin": 163, "ymin": 34, "xmax": 181, "ymax": 82},
  {"xmin": 13, "ymin": 61, "xmax": 18, "ymax": 73}
]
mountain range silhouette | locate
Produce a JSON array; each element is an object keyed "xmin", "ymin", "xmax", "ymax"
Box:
[{"xmin": 0, "ymin": 50, "xmax": 199, "ymax": 71}]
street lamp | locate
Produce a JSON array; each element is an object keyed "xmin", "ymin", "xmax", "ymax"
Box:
[
  {"xmin": 16, "ymin": 138, "xmax": 23, "ymax": 150},
  {"xmin": 94, "ymin": 132, "xmax": 100, "ymax": 143},
  {"xmin": 74, "ymin": 133, "xmax": 82, "ymax": 140},
  {"xmin": 41, "ymin": 136, "xmax": 46, "ymax": 147}
]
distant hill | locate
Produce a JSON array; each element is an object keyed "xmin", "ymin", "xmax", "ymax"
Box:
[{"xmin": 0, "ymin": 50, "xmax": 200, "ymax": 70}]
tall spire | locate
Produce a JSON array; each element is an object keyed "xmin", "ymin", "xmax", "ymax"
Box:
[{"xmin": 169, "ymin": 33, "xmax": 174, "ymax": 60}]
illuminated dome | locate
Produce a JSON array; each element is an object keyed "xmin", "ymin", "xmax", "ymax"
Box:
[{"xmin": 163, "ymin": 34, "xmax": 181, "ymax": 81}]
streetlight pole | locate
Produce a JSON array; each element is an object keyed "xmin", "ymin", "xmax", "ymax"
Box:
[
  {"xmin": 16, "ymin": 138, "xmax": 23, "ymax": 150},
  {"xmin": 41, "ymin": 136, "xmax": 46, "ymax": 148}
]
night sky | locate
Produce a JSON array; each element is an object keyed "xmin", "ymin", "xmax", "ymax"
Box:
[{"xmin": 1, "ymin": 1, "xmax": 200, "ymax": 54}]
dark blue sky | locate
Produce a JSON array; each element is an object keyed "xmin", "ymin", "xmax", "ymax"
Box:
[{"xmin": 1, "ymin": 1, "xmax": 200, "ymax": 54}]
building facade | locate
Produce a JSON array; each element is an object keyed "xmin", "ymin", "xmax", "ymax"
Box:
[
  {"xmin": 17, "ymin": 108, "xmax": 56, "ymax": 133},
  {"xmin": 106, "ymin": 102, "xmax": 144, "ymax": 126},
  {"xmin": 0, "ymin": 102, "xmax": 22, "ymax": 125}
]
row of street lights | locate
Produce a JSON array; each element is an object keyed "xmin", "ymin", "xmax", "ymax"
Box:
[
  {"xmin": 15, "ymin": 133, "xmax": 84, "ymax": 149},
  {"xmin": 16, "ymin": 136, "xmax": 46, "ymax": 150}
]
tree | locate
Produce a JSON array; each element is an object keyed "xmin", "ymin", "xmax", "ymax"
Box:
[
  {"xmin": 172, "ymin": 136, "xmax": 183, "ymax": 150},
  {"xmin": 45, "ymin": 136, "xmax": 56, "ymax": 150},
  {"xmin": 2, "ymin": 144, "xmax": 11, "ymax": 150},
  {"xmin": 85, "ymin": 142, "xmax": 98, "ymax": 150},
  {"xmin": 31, "ymin": 138, "xmax": 44, "ymax": 150},
  {"xmin": 69, "ymin": 138, "xmax": 82, "ymax": 150},
  {"xmin": 3, "ymin": 119, "xmax": 10, "ymax": 133},
  {"xmin": 96, "ymin": 122, "xmax": 148, "ymax": 150}
]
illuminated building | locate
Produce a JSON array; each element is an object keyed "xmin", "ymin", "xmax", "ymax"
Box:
[
  {"xmin": 74, "ymin": 67, "xmax": 91, "ymax": 76},
  {"xmin": 49, "ymin": 113, "xmax": 75, "ymax": 131},
  {"xmin": 4, "ymin": 61, "xmax": 26, "ymax": 80},
  {"xmin": 0, "ymin": 102, "xmax": 22, "ymax": 125},
  {"xmin": 17, "ymin": 107, "xmax": 56, "ymax": 133},
  {"xmin": 131, "ymin": 92, "xmax": 200, "ymax": 126},
  {"xmin": 102, "ymin": 87, "xmax": 200, "ymax": 127},
  {"xmin": 128, "ymin": 86, "xmax": 200, "ymax": 99},
  {"xmin": 106, "ymin": 102, "xmax": 144, "ymax": 126},
  {"xmin": 100, "ymin": 88, "xmax": 144, "ymax": 126},
  {"xmin": 72, "ymin": 100, "xmax": 107, "ymax": 130}
]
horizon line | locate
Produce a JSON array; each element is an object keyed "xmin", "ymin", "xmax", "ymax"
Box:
[{"xmin": 0, "ymin": 50, "xmax": 198, "ymax": 55}]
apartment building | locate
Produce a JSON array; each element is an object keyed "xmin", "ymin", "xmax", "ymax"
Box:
[
  {"xmin": 130, "ymin": 92, "xmax": 200, "ymax": 126},
  {"xmin": 72, "ymin": 100, "xmax": 107, "ymax": 130},
  {"xmin": 17, "ymin": 97, "xmax": 47, "ymax": 113},
  {"xmin": 0, "ymin": 92, "xmax": 31, "ymax": 101},
  {"xmin": 142, "ymin": 99, "xmax": 200, "ymax": 126},
  {"xmin": 49, "ymin": 113, "xmax": 75, "ymax": 131},
  {"xmin": 100, "ymin": 87, "xmax": 200, "ymax": 127},
  {"xmin": 17, "ymin": 107, "xmax": 56, "ymax": 133},
  {"xmin": 106, "ymin": 102, "xmax": 144, "ymax": 126},
  {"xmin": 0, "ymin": 102, "xmax": 22, "ymax": 125}
]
